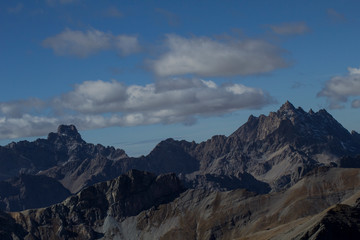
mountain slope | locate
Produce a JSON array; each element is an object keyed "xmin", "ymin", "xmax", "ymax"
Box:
[
  {"xmin": 0, "ymin": 174, "xmax": 71, "ymax": 212},
  {"xmin": 3, "ymin": 168, "xmax": 360, "ymax": 239},
  {"xmin": 0, "ymin": 125, "xmax": 128, "ymax": 182},
  {"xmin": 8, "ymin": 170, "xmax": 184, "ymax": 240},
  {"xmin": 147, "ymin": 101, "xmax": 360, "ymax": 190}
]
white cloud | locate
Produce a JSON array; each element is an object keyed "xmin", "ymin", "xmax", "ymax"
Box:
[
  {"xmin": 0, "ymin": 98, "xmax": 45, "ymax": 118},
  {"xmin": 42, "ymin": 28, "xmax": 140, "ymax": 57},
  {"xmin": 58, "ymin": 80, "xmax": 127, "ymax": 114},
  {"xmin": 0, "ymin": 78, "xmax": 274, "ymax": 139},
  {"xmin": 318, "ymin": 66, "xmax": 360, "ymax": 109},
  {"xmin": 114, "ymin": 35, "xmax": 141, "ymax": 56},
  {"xmin": 0, "ymin": 115, "xmax": 59, "ymax": 139},
  {"xmin": 348, "ymin": 67, "xmax": 360, "ymax": 75},
  {"xmin": 269, "ymin": 22, "xmax": 309, "ymax": 35},
  {"xmin": 148, "ymin": 35, "xmax": 288, "ymax": 77}
]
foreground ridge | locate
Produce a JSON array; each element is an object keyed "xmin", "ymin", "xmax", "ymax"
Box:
[{"xmin": 1, "ymin": 168, "xmax": 359, "ymax": 239}]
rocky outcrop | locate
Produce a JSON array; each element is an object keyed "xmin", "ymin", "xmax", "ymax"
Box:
[
  {"xmin": 297, "ymin": 203, "xmax": 360, "ymax": 240},
  {"xmin": 0, "ymin": 210, "xmax": 27, "ymax": 239},
  {"xmin": 8, "ymin": 170, "xmax": 184, "ymax": 240},
  {"xmin": 182, "ymin": 172, "xmax": 270, "ymax": 193}
]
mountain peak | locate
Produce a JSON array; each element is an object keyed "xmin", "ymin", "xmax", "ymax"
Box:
[
  {"xmin": 279, "ymin": 100, "xmax": 296, "ymax": 112},
  {"xmin": 57, "ymin": 124, "xmax": 80, "ymax": 137},
  {"xmin": 47, "ymin": 124, "xmax": 84, "ymax": 143}
]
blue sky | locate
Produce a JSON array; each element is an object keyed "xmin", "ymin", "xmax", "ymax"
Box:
[{"xmin": 1, "ymin": 0, "xmax": 360, "ymax": 156}]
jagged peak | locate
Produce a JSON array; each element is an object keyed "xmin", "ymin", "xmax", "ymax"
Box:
[
  {"xmin": 279, "ymin": 100, "xmax": 296, "ymax": 112},
  {"xmin": 57, "ymin": 124, "xmax": 79, "ymax": 136},
  {"xmin": 47, "ymin": 124, "xmax": 84, "ymax": 143},
  {"xmin": 317, "ymin": 108, "xmax": 330, "ymax": 115},
  {"xmin": 248, "ymin": 114, "xmax": 257, "ymax": 121}
]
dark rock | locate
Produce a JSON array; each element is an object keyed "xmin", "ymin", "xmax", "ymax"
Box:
[
  {"xmin": 5, "ymin": 170, "xmax": 184, "ymax": 239},
  {"xmin": 300, "ymin": 203, "xmax": 360, "ymax": 240},
  {"xmin": 339, "ymin": 155, "xmax": 360, "ymax": 168},
  {"xmin": 0, "ymin": 210, "xmax": 27, "ymax": 239},
  {"xmin": 0, "ymin": 174, "xmax": 71, "ymax": 211}
]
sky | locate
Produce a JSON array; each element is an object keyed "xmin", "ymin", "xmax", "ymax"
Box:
[{"xmin": 1, "ymin": 0, "xmax": 360, "ymax": 156}]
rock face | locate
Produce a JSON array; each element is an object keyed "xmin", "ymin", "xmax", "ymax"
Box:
[
  {"xmin": 297, "ymin": 203, "xmax": 360, "ymax": 240},
  {"xmin": 8, "ymin": 170, "xmax": 184, "ymax": 240},
  {"xmin": 146, "ymin": 101, "xmax": 360, "ymax": 190},
  {"xmin": 2, "ymin": 168, "xmax": 360, "ymax": 239},
  {"xmin": 0, "ymin": 124, "xmax": 130, "ymax": 196}
]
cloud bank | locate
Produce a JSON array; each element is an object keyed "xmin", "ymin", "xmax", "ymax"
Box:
[
  {"xmin": 0, "ymin": 79, "xmax": 274, "ymax": 139},
  {"xmin": 43, "ymin": 28, "xmax": 140, "ymax": 57},
  {"xmin": 318, "ymin": 66, "xmax": 360, "ymax": 109},
  {"xmin": 149, "ymin": 35, "xmax": 289, "ymax": 77}
]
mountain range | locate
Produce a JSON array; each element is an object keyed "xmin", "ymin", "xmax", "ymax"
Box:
[{"xmin": 0, "ymin": 101, "xmax": 360, "ymax": 239}]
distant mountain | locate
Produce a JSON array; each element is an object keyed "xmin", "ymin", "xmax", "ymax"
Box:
[
  {"xmin": 145, "ymin": 101, "xmax": 360, "ymax": 190},
  {"xmin": 1, "ymin": 101, "xmax": 360, "ymax": 212},
  {"xmin": 1, "ymin": 168, "xmax": 360, "ymax": 239},
  {"xmin": 0, "ymin": 125, "xmax": 128, "ymax": 181}
]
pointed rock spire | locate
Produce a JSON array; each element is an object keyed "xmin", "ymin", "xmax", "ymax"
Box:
[{"xmin": 279, "ymin": 101, "xmax": 296, "ymax": 112}]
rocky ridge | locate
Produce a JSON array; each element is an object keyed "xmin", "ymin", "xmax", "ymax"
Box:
[
  {"xmin": 6, "ymin": 170, "xmax": 184, "ymax": 240},
  {"xmin": 149, "ymin": 101, "xmax": 360, "ymax": 190},
  {"xmin": 1, "ymin": 168, "xmax": 360, "ymax": 239},
  {"xmin": 1, "ymin": 101, "xmax": 360, "ymax": 212}
]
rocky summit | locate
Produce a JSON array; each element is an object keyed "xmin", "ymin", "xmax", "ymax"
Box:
[{"xmin": 0, "ymin": 101, "xmax": 360, "ymax": 239}]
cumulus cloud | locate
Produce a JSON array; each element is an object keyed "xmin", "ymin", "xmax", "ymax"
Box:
[
  {"xmin": 0, "ymin": 115, "xmax": 59, "ymax": 139},
  {"xmin": 269, "ymin": 22, "xmax": 310, "ymax": 35},
  {"xmin": 57, "ymin": 80, "xmax": 127, "ymax": 114},
  {"xmin": 0, "ymin": 98, "xmax": 45, "ymax": 118},
  {"xmin": 0, "ymin": 79, "xmax": 274, "ymax": 139},
  {"xmin": 148, "ymin": 35, "xmax": 289, "ymax": 77},
  {"xmin": 42, "ymin": 28, "xmax": 140, "ymax": 57},
  {"xmin": 317, "ymin": 66, "xmax": 360, "ymax": 109}
]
